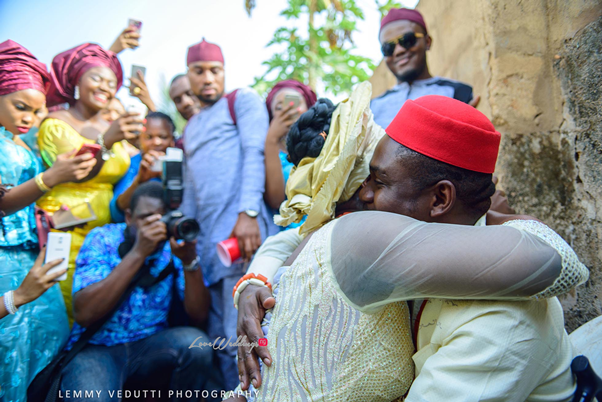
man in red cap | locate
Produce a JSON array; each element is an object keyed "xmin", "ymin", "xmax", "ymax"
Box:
[
  {"xmin": 359, "ymin": 95, "xmax": 577, "ymax": 401},
  {"xmin": 182, "ymin": 38, "xmax": 279, "ymax": 391},
  {"xmin": 371, "ymin": 8, "xmax": 479, "ymax": 128}
]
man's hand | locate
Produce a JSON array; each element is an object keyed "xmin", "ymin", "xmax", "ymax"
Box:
[
  {"xmin": 170, "ymin": 238, "xmax": 197, "ymax": 265},
  {"xmin": 132, "ymin": 214, "xmax": 167, "ymax": 258},
  {"xmin": 237, "ymin": 284, "xmax": 275, "ymax": 390},
  {"xmin": 130, "ymin": 70, "xmax": 156, "ymax": 112},
  {"xmin": 109, "ymin": 27, "xmax": 141, "ymax": 54},
  {"xmin": 230, "ymin": 213, "xmax": 262, "ymax": 262},
  {"xmin": 137, "ymin": 150, "xmax": 163, "ymax": 183}
]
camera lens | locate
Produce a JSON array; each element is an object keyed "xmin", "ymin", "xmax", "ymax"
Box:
[{"xmin": 175, "ymin": 217, "xmax": 200, "ymax": 242}]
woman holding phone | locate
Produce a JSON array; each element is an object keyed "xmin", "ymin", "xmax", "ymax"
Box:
[
  {"xmin": 0, "ymin": 40, "xmax": 99, "ymax": 402},
  {"xmin": 263, "ymin": 80, "xmax": 316, "ymax": 217},
  {"xmin": 37, "ymin": 43, "xmax": 143, "ymax": 324}
]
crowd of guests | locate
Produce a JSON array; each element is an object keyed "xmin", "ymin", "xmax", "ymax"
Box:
[{"xmin": 0, "ymin": 6, "xmax": 592, "ymax": 402}]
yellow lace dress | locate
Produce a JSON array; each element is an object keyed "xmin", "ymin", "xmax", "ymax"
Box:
[
  {"xmin": 256, "ymin": 221, "xmax": 415, "ymax": 401},
  {"xmin": 37, "ymin": 118, "xmax": 130, "ymax": 325}
]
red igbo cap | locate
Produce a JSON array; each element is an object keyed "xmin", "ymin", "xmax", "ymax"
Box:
[
  {"xmin": 380, "ymin": 8, "xmax": 427, "ymax": 34},
  {"xmin": 386, "ymin": 96, "xmax": 501, "ymax": 173},
  {"xmin": 46, "ymin": 43, "xmax": 123, "ymax": 107},
  {"xmin": 187, "ymin": 38, "xmax": 224, "ymax": 65},
  {"xmin": 0, "ymin": 40, "xmax": 50, "ymax": 96},
  {"xmin": 266, "ymin": 80, "xmax": 317, "ymax": 121}
]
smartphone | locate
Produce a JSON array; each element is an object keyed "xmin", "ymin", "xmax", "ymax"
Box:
[
  {"xmin": 45, "ymin": 232, "xmax": 71, "ymax": 281},
  {"xmin": 128, "ymin": 19, "xmax": 142, "ymax": 32},
  {"xmin": 131, "ymin": 65, "xmax": 146, "ymax": 79},
  {"xmin": 75, "ymin": 143, "xmax": 101, "ymax": 157},
  {"xmin": 52, "ymin": 202, "xmax": 97, "ymax": 230},
  {"xmin": 284, "ymin": 93, "xmax": 302, "ymax": 109}
]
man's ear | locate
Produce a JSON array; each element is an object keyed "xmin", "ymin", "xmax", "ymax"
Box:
[
  {"xmin": 125, "ymin": 209, "xmax": 133, "ymax": 225},
  {"xmin": 425, "ymin": 34, "xmax": 432, "ymax": 51},
  {"xmin": 429, "ymin": 180, "xmax": 455, "ymax": 218}
]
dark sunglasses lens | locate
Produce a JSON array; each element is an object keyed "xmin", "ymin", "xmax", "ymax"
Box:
[
  {"xmin": 381, "ymin": 43, "xmax": 395, "ymax": 57},
  {"xmin": 399, "ymin": 32, "xmax": 418, "ymax": 49}
]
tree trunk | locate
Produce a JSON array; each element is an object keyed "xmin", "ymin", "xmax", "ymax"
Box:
[{"xmin": 308, "ymin": 0, "xmax": 318, "ymax": 91}]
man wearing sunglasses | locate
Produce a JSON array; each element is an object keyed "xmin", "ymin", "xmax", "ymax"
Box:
[{"xmin": 371, "ymin": 8, "xmax": 479, "ymax": 128}]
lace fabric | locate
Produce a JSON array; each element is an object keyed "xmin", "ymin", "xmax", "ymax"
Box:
[
  {"xmin": 256, "ymin": 222, "xmax": 414, "ymax": 401},
  {"xmin": 328, "ymin": 211, "xmax": 589, "ymax": 314}
]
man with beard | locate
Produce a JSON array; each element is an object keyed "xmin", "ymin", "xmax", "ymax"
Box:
[
  {"xmin": 182, "ymin": 38, "xmax": 279, "ymax": 390},
  {"xmin": 371, "ymin": 8, "xmax": 479, "ymax": 128},
  {"xmin": 232, "ymin": 95, "xmax": 587, "ymax": 401}
]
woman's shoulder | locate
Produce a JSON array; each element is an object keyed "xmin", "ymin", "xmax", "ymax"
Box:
[{"xmin": 41, "ymin": 113, "xmax": 78, "ymax": 132}]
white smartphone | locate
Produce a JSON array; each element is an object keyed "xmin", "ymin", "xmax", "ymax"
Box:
[{"xmin": 45, "ymin": 232, "xmax": 71, "ymax": 281}]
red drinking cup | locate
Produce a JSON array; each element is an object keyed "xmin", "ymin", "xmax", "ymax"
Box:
[{"xmin": 217, "ymin": 238, "xmax": 241, "ymax": 267}]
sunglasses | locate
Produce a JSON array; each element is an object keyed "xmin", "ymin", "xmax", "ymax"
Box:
[{"xmin": 381, "ymin": 32, "xmax": 425, "ymax": 57}]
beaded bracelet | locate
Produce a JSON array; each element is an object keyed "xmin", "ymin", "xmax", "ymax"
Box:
[
  {"xmin": 34, "ymin": 173, "xmax": 52, "ymax": 192},
  {"xmin": 232, "ymin": 273, "xmax": 272, "ymax": 310},
  {"xmin": 3, "ymin": 290, "xmax": 18, "ymax": 314}
]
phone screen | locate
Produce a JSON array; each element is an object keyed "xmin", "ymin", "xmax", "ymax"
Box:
[
  {"xmin": 131, "ymin": 65, "xmax": 146, "ymax": 79},
  {"xmin": 128, "ymin": 19, "xmax": 142, "ymax": 32}
]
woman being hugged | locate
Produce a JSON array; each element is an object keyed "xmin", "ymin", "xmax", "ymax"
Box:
[
  {"xmin": 37, "ymin": 43, "xmax": 142, "ymax": 323},
  {"xmin": 0, "ymin": 40, "xmax": 97, "ymax": 402}
]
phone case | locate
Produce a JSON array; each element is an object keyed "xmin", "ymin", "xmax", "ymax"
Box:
[{"xmin": 45, "ymin": 233, "xmax": 71, "ymax": 281}]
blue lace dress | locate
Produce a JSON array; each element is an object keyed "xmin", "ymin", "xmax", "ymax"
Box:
[{"xmin": 0, "ymin": 127, "xmax": 69, "ymax": 401}]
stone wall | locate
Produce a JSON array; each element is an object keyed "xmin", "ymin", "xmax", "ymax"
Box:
[{"xmin": 372, "ymin": 0, "xmax": 602, "ymax": 331}]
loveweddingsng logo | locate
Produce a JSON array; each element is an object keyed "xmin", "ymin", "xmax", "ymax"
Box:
[{"xmin": 189, "ymin": 335, "xmax": 268, "ymax": 351}]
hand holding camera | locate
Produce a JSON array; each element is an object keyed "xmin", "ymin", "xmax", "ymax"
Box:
[
  {"xmin": 170, "ymin": 238, "xmax": 197, "ymax": 266},
  {"xmin": 132, "ymin": 214, "xmax": 167, "ymax": 258}
]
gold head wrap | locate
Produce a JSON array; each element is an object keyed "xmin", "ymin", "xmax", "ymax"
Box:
[{"xmin": 275, "ymin": 82, "xmax": 385, "ymax": 235}]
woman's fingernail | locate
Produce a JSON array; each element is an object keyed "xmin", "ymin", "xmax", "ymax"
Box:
[
  {"xmin": 289, "ymin": 101, "xmax": 294, "ymax": 106},
  {"xmin": 252, "ymin": 379, "xmax": 257, "ymax": 387},
  {"xmin": 143, "ymin": 118, "xmax": 147, "ymax": 123},
  {"xmin": 264, "ymin": 358, "xmax": 271, "ymax": 365}
]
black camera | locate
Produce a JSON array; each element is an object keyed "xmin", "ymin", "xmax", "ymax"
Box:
[{"xmin": 161, "ymin": 152, "xmax": 200, "ymax": 242}]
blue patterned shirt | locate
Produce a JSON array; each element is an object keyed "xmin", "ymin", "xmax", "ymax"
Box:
[{"xmin": 66, "ymin": 223, "xmax": 185, "ymax": 348}]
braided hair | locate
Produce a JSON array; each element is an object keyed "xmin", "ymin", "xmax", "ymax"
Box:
[{"xmin": 286, "ymin": 98, "xmax": 336, "ymax": 166}]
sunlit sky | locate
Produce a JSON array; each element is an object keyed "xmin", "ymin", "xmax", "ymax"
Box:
[{"xmin": 0, "ymin": 0, "xmax": 417, "ymax": 107}]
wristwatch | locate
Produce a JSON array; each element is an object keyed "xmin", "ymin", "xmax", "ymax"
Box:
[
  {"xmin": 182, "ymin": 256, "xmax": 201, "ymax": 272},
  {"xmin": 244, "ymin": 209, "xmax": 259, "ymax": 218}
]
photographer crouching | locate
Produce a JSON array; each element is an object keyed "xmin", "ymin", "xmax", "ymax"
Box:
[{"xmin": 59, "ymin": 181, "xmax": 215, "ymax": 401}]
